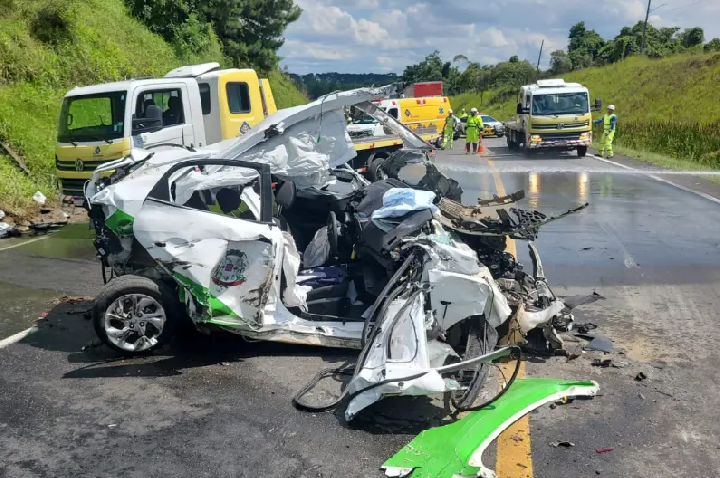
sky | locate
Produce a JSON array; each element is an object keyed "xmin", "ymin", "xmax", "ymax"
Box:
[{"xmin": 278, "ymin": 0, "xmax": 720, "ymax": 74}]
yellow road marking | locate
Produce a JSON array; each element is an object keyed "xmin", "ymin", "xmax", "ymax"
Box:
[{"xmin": 487, "ymin": 158, "xmax": 532, "ymax": 478}]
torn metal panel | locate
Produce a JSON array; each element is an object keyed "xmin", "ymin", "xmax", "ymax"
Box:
[{"xmin": 382, "ymin": 379, "xmax": 600, "ymax": 478}]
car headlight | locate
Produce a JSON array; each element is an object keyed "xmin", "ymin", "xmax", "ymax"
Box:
[{"xmin": 531, "ymin": 135, "xmax": 542, "ymax": 142}]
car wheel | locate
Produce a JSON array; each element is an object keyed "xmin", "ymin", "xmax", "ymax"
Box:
[
  {"xmin": 446, "ymin": 316, "xmax": 498, "ymax": 409},
  {"xmin": 577, "ymin": 146, "xmax": 587, "ymax": 157},
  {"xmin": 93, "ymin": 275, "xmax": 179, "ymax": 355}
]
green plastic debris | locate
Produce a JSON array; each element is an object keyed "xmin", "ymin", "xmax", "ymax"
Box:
[
  {"xmin": 105, "ymin": 210, "xmax": 134, "ymax": 237},
  {"xmin": 382, "ymin": 378, "xmax": 599, "ymax": 478}
]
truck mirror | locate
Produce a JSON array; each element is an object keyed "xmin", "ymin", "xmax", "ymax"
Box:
[
  {"xmin": 592, "ymin": 98, "xmax": 602, "ymax": 111},
  {"xmin": 516, "ymin": 103, "xmax": 530, "ymax": 115}
]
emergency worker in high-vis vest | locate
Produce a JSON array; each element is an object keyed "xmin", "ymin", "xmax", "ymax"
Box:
[
  {"xmin": 465, "ymin": 108, "xmax": 483, "ymax": 154},
  {"xmin": 593, "ymin": 104, "xmax": 617, "ymax": 158},
  {"xmin": 442, "ymin": 109, "xmax": 457, "ymax": 150}
]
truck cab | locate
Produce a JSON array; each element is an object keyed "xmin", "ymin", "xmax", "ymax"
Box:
[
  {"xmin": 505, "ymin": 79, "xmax": 601, "ymax": 157},
  {"xmin": 56, "ymin": 63, "xmax": 277, "ymax": 196}
]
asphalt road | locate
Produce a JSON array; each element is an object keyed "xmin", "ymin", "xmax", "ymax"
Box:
[{"xmin": 2, "ymin": 136, "xmax": 720, "ymax": 477}]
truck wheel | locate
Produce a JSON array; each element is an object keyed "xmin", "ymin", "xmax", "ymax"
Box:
[
  {"xmin": 367, "ymin": 157, "xmax": 388, "ymax": 182},
  {"xmin": 577, "ymin": 146, "xmax": 588, "ymax": 157},
  {"xmin": 93, "ymin": 275, "xmax": 180, "ymax": 355}
]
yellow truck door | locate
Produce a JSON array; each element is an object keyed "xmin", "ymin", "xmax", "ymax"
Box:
[{"xmin": 217, "ymin": 70, "xmax": 267, "ymax": 140}]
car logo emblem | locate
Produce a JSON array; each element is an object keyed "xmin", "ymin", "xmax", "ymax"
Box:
[
  {"xmin": 94, "ymin": 146, "xmax": 101, "ymax": 154},
  {"xmin": 75, "ymin": 159, "xmax": 84, "ymax": 172},
  {"xmin": 557, "ymin": 123, "xmax": 565, "ymax": 129}
]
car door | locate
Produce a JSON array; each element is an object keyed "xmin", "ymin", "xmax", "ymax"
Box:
[
  {"xmin": 131, "ymin": 85, "xmax": 195, "ymax": 150},
  {"xmin": 133, "ymin": 159, "xmax": 283, "ymax": 328}
]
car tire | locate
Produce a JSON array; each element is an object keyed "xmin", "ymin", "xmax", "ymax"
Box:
[
  {"xmin": 446, "ymin": 316, "xmax": 499, "ymax": 410},
  {"xmin": 577, "ymin": 146, "xmax": 587, "ymax": 157},
  {"xmin": 93, "ymin": 275, "xmax": 180, "ymax": 355},
  {"xmin": 496, "ymin": 133, "xmax": 504, "ymax": 138}
]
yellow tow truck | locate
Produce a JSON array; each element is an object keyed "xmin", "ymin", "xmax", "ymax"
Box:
[{"xmin": 55, "ymin": 63, "xmax": 438, "ymax": 197}]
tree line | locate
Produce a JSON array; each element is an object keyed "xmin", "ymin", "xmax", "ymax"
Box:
[
  {"xmin": 125, "ymin": 0, "xmax": 302, "ymax": 72},
  {"xmin": 548, "ymin": 21, "xmax": 719, "ymax": 75},
  {"xmin": 398, "ymin": 21, "xmax": 720, "ymax": 99}
]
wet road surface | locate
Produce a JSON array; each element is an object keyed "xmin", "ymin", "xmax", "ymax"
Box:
[{"xmin": 2, "ymin": 136, "xmax": 720, "ymax": 477}]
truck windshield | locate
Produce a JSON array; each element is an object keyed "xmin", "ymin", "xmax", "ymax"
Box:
[
  {"xmin": 57, "ymin": 92, "xmax": 126, "ymax": 143},
  {"xmin": 531, "ymin": 93, "xmax": 589, "ymax": 116}
]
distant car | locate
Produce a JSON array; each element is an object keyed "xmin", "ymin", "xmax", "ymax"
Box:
[
  {"xmin": 457, "ymin": 114, "xmax": 505, "ymax": 138},
  {"xmin": 480, "ymin": 114, "xmax": 505, "ymax": 138}
]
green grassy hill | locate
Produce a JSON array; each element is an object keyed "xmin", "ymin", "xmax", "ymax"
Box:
[
  {"xmin": 0, "ymin": 0, "xmax": 307, "ymax": 217},
  {"xmin": 451, "ymin": 53, "xmax": 720, "ymax": 165}
]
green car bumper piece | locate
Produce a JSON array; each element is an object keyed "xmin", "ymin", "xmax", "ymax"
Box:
[{"xmin": 382, "ymin": 378, "xmax": 599, "ymax": 478}]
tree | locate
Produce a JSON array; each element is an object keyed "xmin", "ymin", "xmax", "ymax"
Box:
[
  {"xmin": 125, "ymin": 0, "xmax": 302, "ymax": 71},
  {"xmin": 549, "ymin": 50, "xmax": 572, "ymax": 75},
  {"xmin": 568, "ymin": 21, "xmax": 605, "ymax": 63},
  {"xmin": 705, "ymin": 38, "xmax": 720, "ymax": 52},
  {"xmin": 680, "ymin": 27, "xmax": 705, "ymax": 48},
  {"xmin": 200, "ymin": 0, "xmax": 302, "ymax": 71},
  {"xmin": 508, "ymin": 55, "xmax": 519, "ymax": 63},
  {"xmin": 490, "ymin": 59, "xmax": 535, "ymax": 88},
  {"xmin": 402, "ymin": 51, "xmax": 444, "ymax": 84}
]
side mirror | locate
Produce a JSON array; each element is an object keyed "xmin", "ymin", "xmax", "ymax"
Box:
[
  {"xmin": 516, "ymin": 103, "xmax": 530, "ymax": 115},
  {"xmin": 591, "ymin": 98, "xmax": 602, "ymax": 112}
]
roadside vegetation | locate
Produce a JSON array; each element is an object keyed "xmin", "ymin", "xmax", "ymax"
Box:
[{"xmin": 0, "ymin": 0, "xmax": 306, "ymax": 218}]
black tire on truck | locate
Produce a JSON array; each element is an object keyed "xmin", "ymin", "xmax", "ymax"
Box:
[
  {"xmin": 577, "ymin": 146, "xmax": 588, "ymax": 157},
  {"xmin": 506, "ymin": 131, "xmax": 518, "ymax": 151},
  {"xmin": 93, "ymin": 275, "xmax": 181, "ymax": 355},
  {"xmin": 367, "ymin": 157, "xmax": 388, "ymax": 181}
]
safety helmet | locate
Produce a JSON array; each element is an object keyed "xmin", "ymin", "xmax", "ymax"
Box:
[
  {"xmin": 608, "ymin": 104, "xmax": 615, "ymax": 111},
  {"xmin": 448, "ymin": 109, "xmax": 453, "ymax": 114},
  {"xmin": 471, "ymin": 107, "xmax": 478, "ymax": 113}
]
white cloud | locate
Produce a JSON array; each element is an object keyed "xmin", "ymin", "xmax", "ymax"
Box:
[{"xmin": 280, "ymin": 0, "xmax": 720, "ymax": 74}]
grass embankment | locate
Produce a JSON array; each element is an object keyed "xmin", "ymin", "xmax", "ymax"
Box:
[
  {"xmin": 0, "ymin": 0, "xmax": 307, "ymax": 219},
  {"xmin": 451, "ymin": 53, "xmax": 720, "ymax": 170}
]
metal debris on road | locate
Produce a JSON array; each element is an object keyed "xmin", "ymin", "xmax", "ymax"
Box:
[
  {"xmin": 635, "ymin": 372, "xmax": 648, "ymax": 382},
  {"xmin": 592, "ymin": 359, "xmax": 613, "ymax": 368},
  {"xmin": 550, "ymin": 441, "xmax": 576, "ymax": 448},
  {"xmin": 584, "ymin": 335, "xmax": 614, "ymax": 353},
  {"xmin": 595, "ymin": 448, "xmax": 614, "ymax": 454}
]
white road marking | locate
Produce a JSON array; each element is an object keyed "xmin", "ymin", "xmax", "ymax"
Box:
[
  {"xmin": 592, "ymin": 154, "xmax": 720, "ymax": 206},
  {"xmin": 0, "ymin": 326, "xmax": 38, "ymax": 350},
  {"xmin": 0, "ymin": 235, "xmax": 49, "ymax": 252}
]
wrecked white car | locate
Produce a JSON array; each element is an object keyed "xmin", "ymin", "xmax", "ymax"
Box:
[{"xmin": 84, "ymin": 87, "xmax": 588, "ymax": 420}]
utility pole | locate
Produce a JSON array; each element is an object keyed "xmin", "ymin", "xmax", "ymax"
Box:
[
  {"xmin": 536, "ymin": 39, "xmax": 544, "ymax": 79},
  {"xmin": 641, "ymin": 0, "xmax": 652, "ymax": 54}
]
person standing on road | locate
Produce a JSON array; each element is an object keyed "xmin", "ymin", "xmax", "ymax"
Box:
[
  {"xmin": 594, "ymin": 104, "xmax": 617, "ymax": 158},
  {"xmin": 442, "ymin": 109, "xmax": 458, "ymax": 150},
  {"xmin": 465, "ymin": 108, "xmax": 484, "ymax": 154}
]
